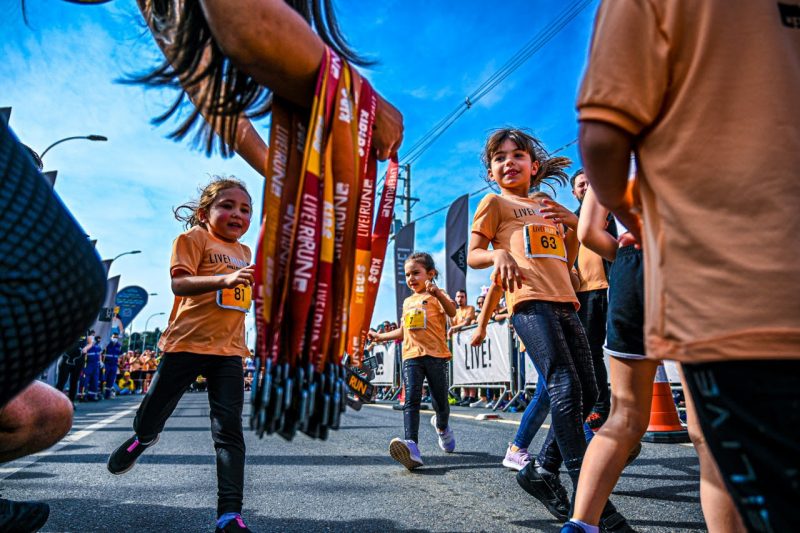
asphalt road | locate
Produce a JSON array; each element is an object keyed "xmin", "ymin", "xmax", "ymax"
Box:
[{"xmin": 1, "ymin": 393, "xmax": 706, "ymax": 532}]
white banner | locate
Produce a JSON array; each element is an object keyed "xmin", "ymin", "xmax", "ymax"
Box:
[
  {"xmin": 371, "ymin": 342, "xmax": 397, "ymax": 386},
  {"xmin": 451, "ymin": 322, "xmax": 511, "ymax": 386}
]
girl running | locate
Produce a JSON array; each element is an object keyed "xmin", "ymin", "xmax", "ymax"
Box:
[
  {"xmin": 368, "ymin": 252, "xmax": 457, "ymax": 470},
  {"xmin": 468, "ymin": 128, "xmax": 631, "ymax": 530},
  {"xmin": 107, "ymin": 177, "xmax": 255, "ymax": 533}
]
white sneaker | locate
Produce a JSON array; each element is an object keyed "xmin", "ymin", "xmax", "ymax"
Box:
[
  {"xmin": 430, "ymin": 415, "xmax": 456, "ymax": 453},
  {"xmin": 389, "ymin": 438, "xmax": 423, "ymax": 470},
  {"xmin": 502, "ymin": 443, "xmax": 530, "ymax": 471},
  {"xmin": 469, "ymin": 399, "xmax": 487, "ymax": 408}
]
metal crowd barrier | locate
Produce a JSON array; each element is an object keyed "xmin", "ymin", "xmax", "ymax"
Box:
[{"xmin": 366, "ymin": 320, "xmax": 683, "ymax": 411}]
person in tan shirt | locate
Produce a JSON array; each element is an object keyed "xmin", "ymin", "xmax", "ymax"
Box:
[
  {"xmin": 577, "ymin": 1, "xmax": 800, "ymax": 531},
  {"xmin": 368, "ymin": 252, "xmax": 457, "ymax": 470},
  {"xmin": 468, "ymin": 128, "xmax": 631, "ymax": 529},
  {"xmin": 449, "ymin": 290, "xmax": 476, "ymax": 333},
  {"xmin": 106, "ymin": 177, "xmax": 255, "ymax": 527}
]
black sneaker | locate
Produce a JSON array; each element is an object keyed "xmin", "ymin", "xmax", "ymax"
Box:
[
  {"xmin": 0, "ymin": 497, "xmax": 50, "ymax": 532},
  {"xmin": 107, "ymin": 434, "xmax": 159, "ymax": 475},
  {"xmin": 516, "ymin": 463, "xmax": 570, "ymax": 520},
  {"xmin": 215, "ymin": 514, "xmax": 252, "ymax": 532},
  {"xmin": 624, "ymin": 441, "xmax": 642, "ymax": 467},
  {"xmin": 600, "ymin": 501, "xmax": 636, "ymax": 532}
]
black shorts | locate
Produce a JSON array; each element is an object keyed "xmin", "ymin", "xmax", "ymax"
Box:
[{"xmin": 603, "ymin": 245, "xmax": 645, "ymax": 360}]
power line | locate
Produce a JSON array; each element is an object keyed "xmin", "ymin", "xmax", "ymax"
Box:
[{"xmin": 399, "ymin": 0, "xmax": 594, "ymax": 168}]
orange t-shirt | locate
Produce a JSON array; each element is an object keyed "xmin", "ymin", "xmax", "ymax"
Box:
[
  {"xmin": 401, "ymin": 292, "xmax": 452, "ymax": 360},
  {"xmin": 452, "ymin": 305, "xmax": 476, "ymax": 328},
  {"xmin": 158, "ymin": 226, "xmax": 252, "ymax": 357},
  {"xmin": 577, "ymin": 0, "xmax": 800, "ymax": 362},
  {"xmin": 576, "ymin": 245, "xmax": 608, "ymax": 292},
  {"xmin": 472, "ymin": 193, "xmax": 578, "ymax": 313}
]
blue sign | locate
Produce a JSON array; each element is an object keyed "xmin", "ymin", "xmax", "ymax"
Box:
[{"xmin": 115, "ymin": 286, "xmax": 149, "ymax": 328}]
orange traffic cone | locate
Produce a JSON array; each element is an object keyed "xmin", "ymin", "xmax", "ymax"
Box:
[{"xmin": 642, "ymin": 363, "xmax": 690, "ymax": 443}]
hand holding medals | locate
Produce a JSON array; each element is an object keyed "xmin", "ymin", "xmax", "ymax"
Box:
[{"xmin": 251, "ymin": 49, "xmax": 399, "ymax": 440}]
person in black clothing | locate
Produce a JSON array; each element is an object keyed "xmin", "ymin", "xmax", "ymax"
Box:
[{"xmin": 56, "ymin": 334, "xmax": 91, "ymax": 405}]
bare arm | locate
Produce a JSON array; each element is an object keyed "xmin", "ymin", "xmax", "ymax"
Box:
[
  {"xmin": 136, "ymin": 0, "xmax": 270, "ymax": 176},
  {"xmin": 565, "ymin": 227, "xmax": 579, "ymax": 271},
  {"xmin": 468, "ymin": 232, "xmax": 523, "ymax": 292},
  {"xmin": 577, "ymin": 188, "xmax": 618, "ymax": 262},
  {"xmin": 369, "ymin": 327, "xmax": 403, "ymax": 343},
  {"xmin": 470, "ymin": 283, "xmax": 503, "ymax": 346},
  {"xmin": 171, "ymin": 266, "xmax": 255, "ymax": 297},
  {"xmin": 199, "ymin": 0, "xmax": 403, "ymax": 160},
  {"xmin": 436, "ymin": 291, "xmax": 457, "ymax": 319},
  {"xmin": 579, "ymin": 120, "xmax": 640, "ymax": 242}
]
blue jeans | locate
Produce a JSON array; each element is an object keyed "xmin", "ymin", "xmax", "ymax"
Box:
[
  {"xmin": 512, "ymin": 301, "xmax": 597, "ymax": 480},
  {"xmin": 513, "ymin": 361, "xmax": 594, "ymax": 449},
  {"xmin": 402, "ymin": 356, "xmax": 450, "ymax": 442}
]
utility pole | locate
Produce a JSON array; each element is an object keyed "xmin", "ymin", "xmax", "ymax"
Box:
[{"xmin": 396, "ymin": 163, "xmax": 419, "ymax": 226}]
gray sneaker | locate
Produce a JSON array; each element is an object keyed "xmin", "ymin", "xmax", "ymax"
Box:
[{"xmin": 430, "ymin": 415, "xmax": 456, "ymax": 452}]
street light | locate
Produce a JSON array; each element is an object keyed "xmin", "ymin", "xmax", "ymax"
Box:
[
  {"xmin": 106, "ymin": 250, "xmax": 141, "ymax": 277},
  {"xmin": 40, "ymin": 134, "xmax": 108, "ymax": 160},
  {"xmin": 141, "ymin": 312, "xmax": 166, "ymax": 353},
  {"xmin": 112, "ymin": 250, "xmax": 141, "ymax": 262}
]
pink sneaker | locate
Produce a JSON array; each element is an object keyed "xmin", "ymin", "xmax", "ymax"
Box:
[{"xmin": 502, "ymin": 443, "xmax": 530, "ymax": 471}]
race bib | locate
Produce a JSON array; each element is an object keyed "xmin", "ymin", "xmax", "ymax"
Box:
[
  {"xmin": 404, "ymin": 307, "xmax": 427, "ymax": 330},
  {"xmin": 217, "ymin": 284, "xmax": 252, "ymax": 313},
  {"xmin": 524, "ymin": 223, "xmax": 566, "ymax": 262}
]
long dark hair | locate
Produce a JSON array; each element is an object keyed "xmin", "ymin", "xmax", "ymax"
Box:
[
  {"xmin": 134, "ymin": 0, "xmax": 373, "ymax": 157},
  {"xmin": 482, "ymin": 128, "xmax": 571, "ymax": 195}
]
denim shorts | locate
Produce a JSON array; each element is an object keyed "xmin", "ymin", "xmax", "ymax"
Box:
[{"xmin": 603, "ymin": 245, "xmax": 645, "ymax": 360}]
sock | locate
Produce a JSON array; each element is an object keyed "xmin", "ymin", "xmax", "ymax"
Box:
[
  {"xmin": 216, "ymin": 512, "xmax": 240, "ymax": 529},
  {"xmin": 569, "ymin": 519, "xmax": 599, "ymax": 533}
]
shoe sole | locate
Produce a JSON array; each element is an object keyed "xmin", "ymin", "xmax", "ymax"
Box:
[
  {"xmin": 108, "ymin": 434, "xmax": 159, "ymax": 476},
  {"xmin": 516, "ymin": 471, "xmax": 568, "ymax": 521},
  {"xmin": 502, "ymin": 458, "xmax": 527, "ymax": 471},
  {"xmin": 389, "ymin": 440, "xmax": 423, "ymax": 471}
]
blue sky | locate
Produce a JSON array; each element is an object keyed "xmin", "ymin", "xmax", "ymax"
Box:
[{"xmin": 3, "ymin": 0, "xmax": 599, "ymax": 346}]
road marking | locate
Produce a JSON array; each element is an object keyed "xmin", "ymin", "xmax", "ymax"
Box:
[
  {"xmin": 363, "ymin": 403, "xmax": 549, "ymax": 429},
  {"xmin": 0, "ymin": 406, "xmax": 137, "ymax": 480}
]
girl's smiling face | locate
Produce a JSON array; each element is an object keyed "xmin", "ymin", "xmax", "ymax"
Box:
[
  {"xmin": 405, "ymin": 260, "xmax": 434, "ymax": 293},
  {"xmin": 201, "ymin": 187, "xmax": 252, "ymax": 242},
  {"xmin": 489, "ymin": 139, "xmax": 540, "ymax": 197}
]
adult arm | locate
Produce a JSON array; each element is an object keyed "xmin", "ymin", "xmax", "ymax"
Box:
[
  {"xmin": 198, "ymin": 0, "xmax": 403, "ymax": 160},
  {"xmin": 136, "ymin": 0, "xmax": 270, "ymax": 176},
  {"xmin": 579, "ymin": 121, "xmax": 640, "ymax": 243}
]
